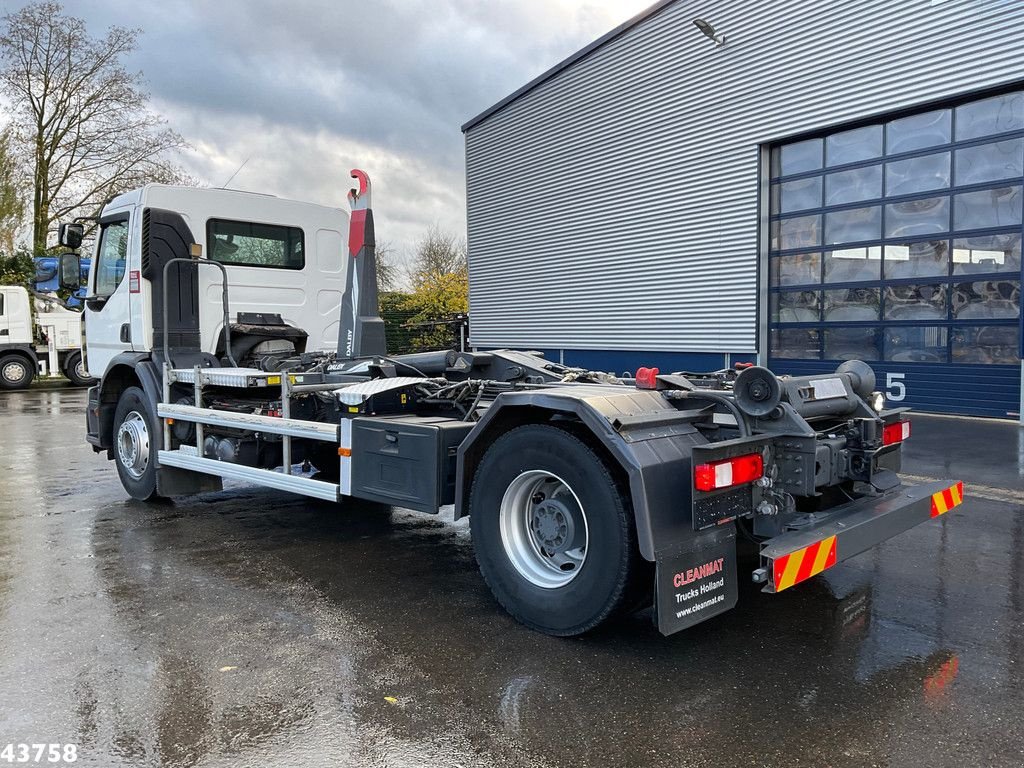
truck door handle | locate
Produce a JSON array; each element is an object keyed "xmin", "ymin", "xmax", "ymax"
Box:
[
  {"xmin": 0, "ymin": 329, "xmax": 8, "ymax": 336},
  {"xmin": 119, "ymin": 324, "xmax": 131, "ymax": 343}
]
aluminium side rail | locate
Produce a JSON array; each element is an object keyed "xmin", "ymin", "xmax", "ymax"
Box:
[
  {"xmin": 155, "ymin": 256, "xmax": 346, "ymax": 500},
  {"xmin": 157, "ymin": 364, "xmax": 344, "ymax": 501}
]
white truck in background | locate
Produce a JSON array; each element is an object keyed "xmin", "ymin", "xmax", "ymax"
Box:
[{"xmin": 0, "ymin": 284, "xmax": 93, "ymax": 389}]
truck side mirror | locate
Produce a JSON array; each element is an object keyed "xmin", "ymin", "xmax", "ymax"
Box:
[
  {"xmin": 59, "ymin": 222, "xmax": 85, "ymax": 250},
  {"xmin": 58, "ymin": 252, "xmax": 81, "ymax": 291}
]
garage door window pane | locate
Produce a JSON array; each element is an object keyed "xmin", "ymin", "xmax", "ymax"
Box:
[
  {"xmin": 824, "ymin": 246, "xmax": 881, "ymax": 282},
  {"xmin": 955, "ymin": 92, "xmax": 1024, "ymax": 141},
  {"xmin": 826, "ymin": 125, "xmax": 882, "ymax": 167},
  {"xmin": 771, "ymin": 290, "xmax": 821, "ymax": 322},
  {"xmin": 825, "ymin": 165, "xmax": 882, "ymax": 206},
  {"xmin": 825, "ymin": 206, "xmax": 881, "ymax": 245},
  {"xmin": 824, "ymin": 287, "xmax": 880, "ymax": 322},
  {"xmin": 887, "ymin": 109, "xmax": 951, "ymax": 154},
  {"xmin": 774, "ymin": 176, "xmax": 822, "ymax": 213},
  {"xmin": 884, "ymin": 241, "xmax": 949, "ymax": 279},
  {"xmin": 885, "ymin": 152, "xmax": 950, "ymax": 196},
  {"xmin": 885, "ymin": 196, "xmax": 950, "ymax": 238},
  {"xmin": 771, "ymin": 328, "xmax": 820, "ymax": 359},
  {"xmin": 952, "ymin": 280, "xmax": 1020, "ymax": 319},
  {"xmin": 824, "ymin": 327, "xmax": 880, "ymax": 361},
  {"xmin": 773, "ymin": 139, "xmax": 823, "ymax": 176},
  {"xmin": 953, "ymin": 186, "xmax": 1023, "ymax": 230},
  {"xmin": 771, "ymin": 214, "xmax": 821, "ymax": 251},
  {"xmin": 952, "ymin": 325, "xmax": 1019, "ymax": 363},
  {"xmin": 773, "ymin": 94, "xmax": 1024, "ymax": 383},
  {"xmin": 885, "ymin": 326, "xmax": 949, "ymax": 363},
  {"xmin": 954, "ymin": 138, "xmax": 1024, "ymax": 186},
  {"xmin": 884, "ymin": 283, "xmax": 947, "ymax": 320},
  {"xmin": 952, "ymin": 234, "xmax": 1022, "ymax": 275},
  {"xmin": 771, "ymin": 251, "xmax": 821, "ymax": 286}
]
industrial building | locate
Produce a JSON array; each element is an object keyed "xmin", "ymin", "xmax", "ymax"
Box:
[{"xmin": 462, "ymin": 0, "xmax": 1024, "ymax": 418}]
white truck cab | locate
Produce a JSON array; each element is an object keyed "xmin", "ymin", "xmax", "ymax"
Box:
[
  {"xmin": 0, "ymin": 285, "xmax": 91, "ymax": 389},
  {"xmin": 84, "ymin": 184, "xmax": 350, "ymax": 376},
  {"xmin": 0, "ymin": 285, "xmax": 32, "ymax": 346}
]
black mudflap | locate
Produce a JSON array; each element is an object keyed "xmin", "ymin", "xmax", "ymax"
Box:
[
  {"xmin": 156, "ymin": 466, "xmax": 223, "ymax": 496},
  {"xmin": 655, "ymin": 526, "xmax": 738, "ymax": 635}
]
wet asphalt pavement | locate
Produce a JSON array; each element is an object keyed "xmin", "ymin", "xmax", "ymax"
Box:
[{"xmin": 1, "ymin": 386, "xmax": 1022, "ymax": 768}]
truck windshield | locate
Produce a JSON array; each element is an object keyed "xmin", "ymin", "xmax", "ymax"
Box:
[
  {"xmin": 207, "ymin": 219, "xmax": 304, "ymax": 269},
  {"xmin": 94, "ymin": 220, "xmax": 129, "ymax": 297}
]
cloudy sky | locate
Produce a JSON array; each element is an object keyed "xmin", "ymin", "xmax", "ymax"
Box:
[{"xmin": 1, "ymin": 0, "xmax": 652, "ymax": 259}]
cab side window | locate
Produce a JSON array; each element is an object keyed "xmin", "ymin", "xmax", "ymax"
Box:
[
  {"xmin": 207, "ymin": 219, "xmax": 305, "ymax": 269},
  {"xmin": 94, "ymin": 220, "xmax": 129, "ymax": 297}
]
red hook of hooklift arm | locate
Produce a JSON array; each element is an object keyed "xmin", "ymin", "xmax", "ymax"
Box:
[{"xmin": 348, "ymin": 169, "xmax": 371, "ymax": 209}]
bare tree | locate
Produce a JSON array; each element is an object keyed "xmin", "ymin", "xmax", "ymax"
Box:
[
  {"xmin": 0, "ymin": 128, "xmax": 23, "ymax": 254},
  {"xmin": 375, "ymin": 239, "xmax": 402, "ymax": 292},
  {"xmin": 0, "ymin": 1, "xmax": 190, "ymax": 252},
  {"xmin": 405, "ymin": 224, "xmax": 467, "ymax": 288}
]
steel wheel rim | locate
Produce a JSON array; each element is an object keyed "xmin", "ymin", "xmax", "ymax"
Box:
[
  {"xmin": 2, "ymin": 361, "xmax": 27, "ymax": 383},
  {"xmin": 74, "ymin": 359, "xmax": 87, "ymax": 380},
  {"xmin": 117, "ymin": 410, "xmax": 150, "ymax": 480},
  {"xmin": 499, "ymin": 470, "xmax": 589, "ymax": 588}
]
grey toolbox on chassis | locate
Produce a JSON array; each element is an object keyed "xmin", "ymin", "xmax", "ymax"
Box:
[{"xmin": 71, "ymin": 171, "xmax": 965, "ymax": 637}]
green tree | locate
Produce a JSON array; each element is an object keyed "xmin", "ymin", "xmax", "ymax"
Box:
[
  {"xmin": 400, "ymin": 226, "xmax": 469, "ymax": 351},
  {"xmin": 378, "ymin": 290, "xmax": 417, "ymax": 354},
  {"xmin": 0, "ymin": 250, "xmax": 32, "ymax": 285},
  {"xmin": 0, "ymin": 1, "xmax": 190, "ymax": 253},
  {"xmin": 0, "ymin": 127, "xmax": 23, "ymax": 255}
]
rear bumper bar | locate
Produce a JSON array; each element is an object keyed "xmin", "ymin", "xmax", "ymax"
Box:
[{"xmin": 760, "ymin": 480, "xmax": 964, "ymax": 593}]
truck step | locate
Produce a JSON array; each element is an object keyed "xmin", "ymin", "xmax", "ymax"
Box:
[
  {"xmin": 158, "ymin": 403, "xmax": 339, "ymax": 442},
  {"xmin": 158, "ymin": 449, "xmax": 339, "ymax": 502}
]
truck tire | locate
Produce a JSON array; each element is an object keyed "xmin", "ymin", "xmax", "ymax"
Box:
[
  {"xmin": 469, "ymin": 423, "xmax": 648, "ymax": 636},
  {"xmin": 0, "ymin": 354, "xmax": 34, "ymax": 390},
  {"xmin": 63, "ymin": 351, "xmax": 95, "ymax": 387},
  {"xmin": 113, "ymin": 386, "xmax": 161, "ymax": 501}
]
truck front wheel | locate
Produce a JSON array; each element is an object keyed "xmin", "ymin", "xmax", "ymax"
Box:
[
  {"xmin": 63, "ymin": 351, "xmax": 95, "ymax": 387},
  {"xmin": 0, "ymin": 354, "xmax": 34, "ymax": 390},
  {"xmin": 469, "ymin": 424, "xmax": 648, "ymax": 636},
  {"xmin": 113, "ymin": 386, "xmax": 161, "ymax": 501}
]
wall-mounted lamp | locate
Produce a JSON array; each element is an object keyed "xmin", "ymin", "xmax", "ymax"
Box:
[{"xmin": 693, "ymin": 18, "xmax": 725, "ymax": 47}]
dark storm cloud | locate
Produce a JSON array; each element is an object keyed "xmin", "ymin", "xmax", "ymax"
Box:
[{"xmin": 2, "ymin": 0, "xmax": 648, "ymax": 254}]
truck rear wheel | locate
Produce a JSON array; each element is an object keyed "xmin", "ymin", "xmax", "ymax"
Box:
[
  {"xmin": 63, "ymin": 351, "xmax": 94, "ymax": 386},
  {"xmin": 0, "ymin": 354, "xmax": 34, "ymax": 390},
  {"xmin": 113, "ymin": 386, "xmax": 161, "ymax": 501},
  {"xmin": 469, "ymin": 424, "xmax": 648, "ymax": 636}
]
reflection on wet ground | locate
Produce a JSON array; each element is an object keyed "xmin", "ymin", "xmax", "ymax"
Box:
[{"xmin": 0, "ymin": 388, "xmax": 1022, "ymax": 767}]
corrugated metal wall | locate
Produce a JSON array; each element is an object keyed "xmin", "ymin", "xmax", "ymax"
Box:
[{"xmin": 464, "ymin": 0, "xmax": 1024, "ymax": 353}]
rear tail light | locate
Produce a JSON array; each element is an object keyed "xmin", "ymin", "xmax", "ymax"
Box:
[
  {"xmin": 882, "ymin": 420, "xmax": 911, "ymax": 446},
  {"xmin": 694, "ymin": 453, "xmax": 764, "ymax": 492}
]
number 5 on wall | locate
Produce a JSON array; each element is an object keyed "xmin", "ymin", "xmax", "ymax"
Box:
[{"xmin": 887, "ymin": 372, "xmax": 906, "ymax": 402}]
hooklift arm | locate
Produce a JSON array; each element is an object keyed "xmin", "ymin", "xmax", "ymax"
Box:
[{"xmin": 338, "ymin": 169, "xmax": 386, "ymax": 360}]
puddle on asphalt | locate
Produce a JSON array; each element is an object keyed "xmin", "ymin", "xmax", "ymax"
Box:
[{"xmin": 0, "ymin": 390, "xmax": 1022, "ymax": 767}]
